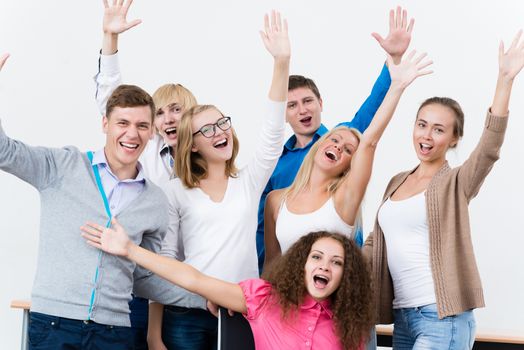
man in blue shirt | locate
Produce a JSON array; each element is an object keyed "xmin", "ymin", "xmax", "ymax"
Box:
[{"xmin": 256, "ymin": 6, "xmax": 415, "ymax": 272}]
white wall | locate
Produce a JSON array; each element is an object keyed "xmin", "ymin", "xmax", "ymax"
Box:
[{"xmin": 1, "ymin": 0, "xmax": 523, "ymax": 348}]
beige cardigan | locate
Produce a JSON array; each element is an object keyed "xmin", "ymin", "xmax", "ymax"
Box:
[{"xmin": 363, "ymin": 111, "xmax": 508, "ymax": 323}]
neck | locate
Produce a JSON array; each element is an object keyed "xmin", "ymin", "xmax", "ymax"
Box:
[
  {"xmin": 415, "ymin": 158, "xmax": 447, "ymax": 179},
  {"xmin": 306, "ymin": 168, "xmax": 332, "ymax": 194},
  {"xmin": 104, "ymin": 148, "xmax": 138, "ymax": 181},
  {"xmin": 294, "ymin": 134, "xmax": 314, "ymax": 149},
  {"xmin": 204, "ymin": 161, "xmax": 228, "ymax": 181}
]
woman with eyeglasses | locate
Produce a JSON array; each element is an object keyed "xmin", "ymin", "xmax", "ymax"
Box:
[{"xmin": 139, "ymin": 11, "xmax": 290, "ymax": 350}]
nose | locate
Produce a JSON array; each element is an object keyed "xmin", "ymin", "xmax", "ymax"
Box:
[
  {"xmin": 127, "ymin": 125, "xmax": 139, "ymax": 139},
  {"xmin": 298, "ymin": 102, "xmax": 307, "ymax": 115},
  {"xmin": 164, "ymin": 111, "xmax": 176, "ymax": 125}
]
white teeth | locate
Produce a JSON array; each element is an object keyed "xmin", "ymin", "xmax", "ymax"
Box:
[
  {"xmin": 325, "ymin": 150, "xmax": 338, "ymax": 161},
  {"xmin": 165, "ymin": 127, "xmax": 176, "ymax": 134},
  {"xmin": 313, "ymin": 274, "xmax": 329, "ymax": 284},
  {"xmin": 214, "ymin": 139, "xmax": 227, "ymax": 147},
  {"xmin": 120, "ymin": 142, "xmax": 138, "ymax": 149},
  {"xmin": 421, "ymin": 143, "xmax": 432, "ymax": 148}
]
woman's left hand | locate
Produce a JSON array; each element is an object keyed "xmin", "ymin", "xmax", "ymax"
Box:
[
  {"xmin": 499, "ymin": 30, "xmax": 524, "ymax": 81},
  {"xmin": 387, "ymin": 50, "xmax": 433, "ymax": 90}
]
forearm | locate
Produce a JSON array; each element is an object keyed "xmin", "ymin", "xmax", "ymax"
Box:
[
  {"xmin": 268, "ymin": 57, "xmax": 290, "ymax": 102},
  {"xmin": 102, "ymin": 32, "xmax": 119, "ymax": 55},
  {"xmin": 491, "ymin": 74, "xmax": 513, "ymax": 117},
  {"xmin": 361, "ymin": 82, "xmax": 404, "ymax": 147}
]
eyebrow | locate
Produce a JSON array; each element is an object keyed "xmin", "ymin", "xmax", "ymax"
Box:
[
  {"xmin": 417, "ymin": 118, "xmax": 448, "ymax": 128},
  {"xmin": 311, "ymin": 249, "xmax": 343, "ymax": 259}
]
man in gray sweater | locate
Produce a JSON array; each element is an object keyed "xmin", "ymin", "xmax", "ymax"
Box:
[{"xmin": 0, "ymin": 54, "xmax": 168, "ymax": 349}]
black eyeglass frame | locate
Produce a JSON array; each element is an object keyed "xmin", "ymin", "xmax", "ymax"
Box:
[{"xmin": 192, "ymin": 116, "xmax": 232, "ymax": 138}]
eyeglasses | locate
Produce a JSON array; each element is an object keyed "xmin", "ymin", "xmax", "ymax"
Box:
[{"xmin": 193, "ymin": 116, "xmax": 232, "ymax": 138}]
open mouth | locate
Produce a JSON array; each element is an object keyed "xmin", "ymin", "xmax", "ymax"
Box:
[
  {"xmin": 419, "ymin": 143, "xmax": 433, "ymax": 154},
  {"xmin": 165, "ymin": 127, "xmax": 176, "ymax": 136},
  {"xmin": 325, "ymin": 150, "xmax": 338, "ymax": 161},
  {"xmin": 214, "ymin": 138, "xmax": 228, "ymax": 148},
  {"xmin": 313, "ymin": 274, "xmax": 329, "ymax": 289},
  {"xmin": 120, "ymin": 142, "xmax": 139, "ymax": 150},
  {"xmin": 300, "ymin": 116, "xmax": 312, "ymax": 125}
]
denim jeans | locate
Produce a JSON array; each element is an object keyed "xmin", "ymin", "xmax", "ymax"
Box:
[
  {"xmin": 129, "ymin": 296, "xmax": 149, "ymax": 350},
  {"xmin": 162, "ymin": 306, "xmax": 217, "ymax": 350},
  {"xmin": 393, "ymin": 303, "xmax": 476, "ymax": 350},
  {"xmin": 28, "ymin": 312, "xmax": 134, "ymax": 350}
]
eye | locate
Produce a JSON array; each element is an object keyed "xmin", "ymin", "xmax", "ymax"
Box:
[
  {"xmin": 435, "ymin": 128, "xmax": 444, "ymax": 134},
  {"xmin": 304, "ymin": 98, "xmax": 314, "ymax": 104},
  {"xmin": 333, "ymin": 260, "xmax": 343, "ymax": 266},
  {"xmin": 170, "ymin": 106, "xmax": 182, "ymax": 113},
  {"xmin": 311, "ymin": 254, "xmax": 321, "ymax": 260},
  {"xmin": 156, "ymin": 110, "xmax": 164, "ymax": 117},
  {"xmin": 330, "ymin": 137, "xmax": 339, "ymax": 143},
  {"xmin": 287, "ymin": 102, "xmax": 296, "ymax": 109},
  {"xmin": 417, "ymin": 122, "xmax": 425, "ymax": 128},
  {"xmin": 344, "ymin": 147, "xmax": 352, "ymax": 155},
  {"xmin": 138, "ymin": 124, "xmax": 150, "ymax": 130}
]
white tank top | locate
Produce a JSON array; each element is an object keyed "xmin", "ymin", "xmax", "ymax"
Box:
[
  {"xmin": 276, "ymin": 196, "xmax": 355, "ymax": 254},
  {"xmin": 378, "ymin": 191, "xmax": 436, "ymax": 309}
]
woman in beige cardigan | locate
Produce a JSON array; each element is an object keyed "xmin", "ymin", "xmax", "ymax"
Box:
[{"xmin": 363, "ymin": 30, "xmax": 524, "ymax": 350}]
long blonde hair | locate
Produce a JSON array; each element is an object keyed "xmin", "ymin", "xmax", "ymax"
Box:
[
  {"xmin": 174, "ymin": 105, "xmax": 239, "ymax": 189},
  {"xmin": 282, "ymin": 126, "xmax": 364, "ymax": 229}
]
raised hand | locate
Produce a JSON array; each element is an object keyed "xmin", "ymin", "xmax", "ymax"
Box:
[
  {"xmin": 81, "ymin": 218, "xmax": 132, "ymax": 257},
  {"xmin": 499, "ymin": 30, "xmax": 524, "ymax": 81},
  {"xmin": 260, "ymin": 10, "xmax": 291, "ymax": 60},
  {"xmin": 387, "ymin": 50, "xmax": 433, "ymax": 90},
  {"xmin": 0, "ymin": 53, "xmax": 9, "ymax": 71},
  {"xmin": 103, "ymin": 0, "xmax": 142, "ymax": 35},
  {"xmin": 372, "ymin": 6, "xmax": 414, "ymax": 64}
]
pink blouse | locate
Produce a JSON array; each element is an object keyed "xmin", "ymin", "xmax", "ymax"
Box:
[{"xmin": 239, "ymin": 278, "xmax": 344, "ymax": 350}]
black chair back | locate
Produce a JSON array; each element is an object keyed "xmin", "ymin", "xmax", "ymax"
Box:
[{"xmin": 218, "ymin": 307, "xmax": 255, "ymax": 350}]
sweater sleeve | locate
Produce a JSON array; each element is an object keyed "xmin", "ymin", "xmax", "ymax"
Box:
[
  {"xmin": 94, "ymin": 53, "xmax": 123, "ymax": 116},
  {"xmin": 133, "ymin": 273, "xmax": 207, "ymax": 309},
  {"xmin": 244, "ymin": 99, "xmax": 286, "ymax": 194},
  {"xmin": 457, "ymin": 110, "xmax": 508, "ymax": 200},
  {"xmin": 0, "ymin": 119, "xmax": 72, "ymax": 190}
]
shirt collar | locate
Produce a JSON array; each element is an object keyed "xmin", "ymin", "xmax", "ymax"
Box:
[
  {"xmin": 92, "ymin": 148, "xmax": 146, "ymax": 183},
  {"xmin": 301, "ymin": 293, "xmax": 333, "ymax": 319},
  {"xmin": 283, "ymin": 124, "xmax": 329, "ymax": 152}
]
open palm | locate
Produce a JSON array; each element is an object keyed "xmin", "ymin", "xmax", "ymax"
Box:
[{"xmin": 103, "ymin": 0, "xmax": 141, "ymax": 35}]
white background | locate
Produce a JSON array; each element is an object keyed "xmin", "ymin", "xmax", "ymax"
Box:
[{"xmin": 1, "ymin": 0, "xmax": 523, "ymax": 348}]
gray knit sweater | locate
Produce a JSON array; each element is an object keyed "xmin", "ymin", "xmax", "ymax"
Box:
[{"xmin": 0, "ymin": 120, "xmax": 169, "ymax": 327}]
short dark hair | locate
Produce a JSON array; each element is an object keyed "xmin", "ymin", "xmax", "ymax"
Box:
[
  {"xmin": 106, "ymin": 84, "xmax": 155, "ymax": 122},
  {"xmin": 288, "ymin": 75, "xmax": 321, "ymax": 99},
  {"xmin": 417, "ymin": 97, "xmax": 464, "ymax": 148}
]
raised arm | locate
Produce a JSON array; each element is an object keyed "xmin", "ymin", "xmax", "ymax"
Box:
[
  {"xmin": 263, "ymin": 190, "xmax": 283, "ymax": 269},
  {"xmin": 246, "ymin": 11, "xmax": 289, "ymax": 191},
  {"xmin": 260, "ymin": 10, "xmax": 291, "ymax": 101},
  {"xmin": 0, "ymin": 53, "xmax": 8, "ymax": 70},
  {"xmin": 334, "ymin": 51, "xmax": 433, "ymax": 225},
  {"xmin": 95, "ymin": 0, "xmax": 141, "ymax": 115},
  {"xmin": 491, "ymin": 30, "xmax": 524, "ymax": 115},
  {"xmin": 81, "ymin": 219, "xmax": 248, "ymax": 314},
  {"xmin": 342, "ymin": 6, "xmax": 414, "ymax": 133},
  {"xmin": 459, "ymin": 30, "xmax": 524, "ymax": 199}
]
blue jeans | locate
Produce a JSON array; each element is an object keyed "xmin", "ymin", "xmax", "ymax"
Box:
[
  {"xmin": 162, "ymin": 306, "xmax": 217, "ymax": 350},
  {"xmin": 28, "ymin": 312, "xmax": 134, "ymax": 350},
  {"xmin": 393, "ymin": 304, "xmax": 476, "ymax": 350},
  {"xmin": 129, "ymin": 296, "xmax": 149, "ymax": 350}
]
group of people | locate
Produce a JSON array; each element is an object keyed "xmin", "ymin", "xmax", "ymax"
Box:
[{"xmin": 2, "ymin": 1, "xmax": 523, "ymax": 349}]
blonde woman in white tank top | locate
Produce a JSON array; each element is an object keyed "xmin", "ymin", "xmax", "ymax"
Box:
[{"xmin": 263, "ymin": 50, "xmax": 433, "ymax": 270}]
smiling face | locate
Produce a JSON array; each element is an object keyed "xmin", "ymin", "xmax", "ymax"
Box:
[
  {"xmin": 154, "ymin": 102, "xmax": 184, "ymax": 147},
  {"xmin": 413, "ymin": 103, "xmax": 458, "ymax": 164},
  {"xmin": 314, "ymin": 128, "xmax": 360, "ymax": 177},
  {"xmin": 304, "ymin": 237, "xmax": 345, "ymax": 301},
  {"xmin": 286, "ymin": 87, "xmax": 323, "ymax": 143},
  {"xmin": 103, "ymin": 105, "xmax": 153, "ymax": 176},
  {"xmin": 191, "ymin": 108, "xmax": 234, "ymax": 164}
]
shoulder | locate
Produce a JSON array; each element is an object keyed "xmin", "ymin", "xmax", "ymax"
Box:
[{"xmin": 266, "ymin": 189, "xmax": 285, "ymax": 209}]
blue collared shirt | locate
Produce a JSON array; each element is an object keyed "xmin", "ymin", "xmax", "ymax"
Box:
[
  {"xmin": 256, "ymin": 64, "xmax": 392, "ymax": 272},
  {"xmin": 91, "ymin": 149, "xmax": 146, "ymax": 216}
]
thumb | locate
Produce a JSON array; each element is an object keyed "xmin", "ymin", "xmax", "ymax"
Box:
[
  {"xmin": 371, "ymin": 32, "xmax": 384, "ymax": 44},
  {"xmin": 124, "ymin": 19, "xmax": 142, "ymax": 31},
  {"xmin": 0, "ymin": 53, "xmax": 10, "ymax": 71},
  {"xmin": 386, "ymin": 53, "xmax": 394, "ymax": 67}
]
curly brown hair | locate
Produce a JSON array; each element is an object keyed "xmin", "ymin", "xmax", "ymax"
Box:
[{"xmin": 262, "ymin": 231, "xmax": 374, "ymax": 349}]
